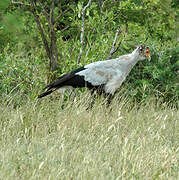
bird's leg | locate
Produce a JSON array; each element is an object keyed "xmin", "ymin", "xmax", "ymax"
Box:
[
  {"xmin": 69, "ymin": 89, "xmax": 76, "ymax": 103},
  {"xmin": 104, "ymin": 93, "xmax": 113, "ymax": 107},
  {"xmin": 86, "ymin": 89, "xmax": 96, "ymax": 110},
  {"xmin": 99, "ymin": 93, "xmax": 113, "ymax": 112}
]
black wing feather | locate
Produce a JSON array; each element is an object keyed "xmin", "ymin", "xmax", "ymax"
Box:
[{"xmin": 38, "ymin": 66, "xmax": 87, "ymax": 98}]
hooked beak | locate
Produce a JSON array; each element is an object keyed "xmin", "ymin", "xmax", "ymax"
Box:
[{"xmin": 145, "ymin": 48, "xmax": 151, "ymax": 61}]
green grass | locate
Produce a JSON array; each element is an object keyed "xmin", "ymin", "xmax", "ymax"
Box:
[{"xmin": 0, "ymin": 93, "xmax": 178, "ymax": 180}]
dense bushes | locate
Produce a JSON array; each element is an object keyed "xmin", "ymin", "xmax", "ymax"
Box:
[{"xmin": 124, "ymin": 42, "xmax": 179, "ymax": 105}]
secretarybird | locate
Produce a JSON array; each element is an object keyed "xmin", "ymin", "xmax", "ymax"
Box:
[{"xmin": 38, "ymin": 45, "xmax": 151, "ymax": 109}]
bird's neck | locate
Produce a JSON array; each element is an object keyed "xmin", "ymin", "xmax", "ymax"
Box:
[{"xmin": 127, "ymin": 51, "xmax": 140, "ymax": 67}]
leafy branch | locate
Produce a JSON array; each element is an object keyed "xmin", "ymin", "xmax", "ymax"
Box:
[{"xmin": 11, "ymin": 0, "xmax": 59, "ymax": 79}]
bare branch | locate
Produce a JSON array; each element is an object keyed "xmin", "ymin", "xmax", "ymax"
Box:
[
  {"xmin": 11, "ymin": 0, "xmax": 31, "ymax": 10},
  {"xmin": 28, "ymin": 0, "xmax": 51, "ymax": 61},
  {"xmin": 108, "ymin": 28, "xmax": 121, "ymax": 59},
  {"xmin": 54, "ymin": 8, "xmax": 70, "ymax": 25},
  {"xmin": 12, "ymin": 0, "xmax": 58, "ymax": 75},
  {"xmin": 49, "ymin": 0, "xmax": 58, "ymax": 72},
  {"xmin": 77, "ymin": 0, "xmax": 92, "ymax": 65},
  {"xmin": 37, "ymin": 2, "xmax": 52, "ymax": 41},
  {"xmin": 39, "ymin": 2, "xmax": 49, "ymax": 20},
  {"xmin": 49, "ymin": 1, "xmax": 55, "ymax": 52},
  {"xmin": 11, "ymin": 0, "xmax": 29, "ymax": 6},
  {"xmin": 12, "ymin": 1, "xmax": 50, "ymax": 55}
]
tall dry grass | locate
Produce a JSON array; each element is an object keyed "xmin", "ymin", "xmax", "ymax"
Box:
[{"xmin": 0, "ymin": 93, "xmax": 178, "ymax": 179}]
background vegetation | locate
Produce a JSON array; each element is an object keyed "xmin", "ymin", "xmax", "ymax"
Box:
[
  {"xmin": 0, "ymin": 0, "xmax": 178, "ymax": 179},
  {"xmin": 0, "ymin": 0, "xmax": 178, "ymax": 106}
]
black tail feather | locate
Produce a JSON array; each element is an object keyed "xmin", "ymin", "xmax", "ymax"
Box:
[
  {"xmin": 38, "ymin": 89, "xmax": 54, "ymax": 98},
  {"xmin": 38, "ymin": 66, "xmax": 89, "ymax": 98}
]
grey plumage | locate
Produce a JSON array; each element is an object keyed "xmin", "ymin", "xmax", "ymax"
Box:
[{"xmin": 38, "ymin": 45, "xmax": 151, "ymax": 108}]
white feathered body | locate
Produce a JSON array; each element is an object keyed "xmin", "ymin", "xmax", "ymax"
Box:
[
  {"xmin": 38, "ymin": 47, "xmax": 147, "ymax": 99},
  {"xmin": 76, "ymin": 53, "xmax": 139, "ymax": 94}
]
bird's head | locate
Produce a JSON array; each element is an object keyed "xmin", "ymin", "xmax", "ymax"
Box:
[{"xmin": 133, "ymin": 45, "xmax": 151, "ymax": 61}]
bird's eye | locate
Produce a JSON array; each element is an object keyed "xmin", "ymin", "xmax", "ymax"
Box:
[{"xmin": 139, "ymin": 47, "xmax": 143, "ymax": 51}]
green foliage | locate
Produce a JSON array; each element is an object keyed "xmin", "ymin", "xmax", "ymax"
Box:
[
  {"xmin": 0, "ymin": 0, "xmax": 178, "ymax": 107},
  {"xmin": 124, "ymin": 42, "xmax": 179, "ymax": 105},
  {"xmin": 0, "ymin": 44, "xmax": 47, "ymax": 106}
]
